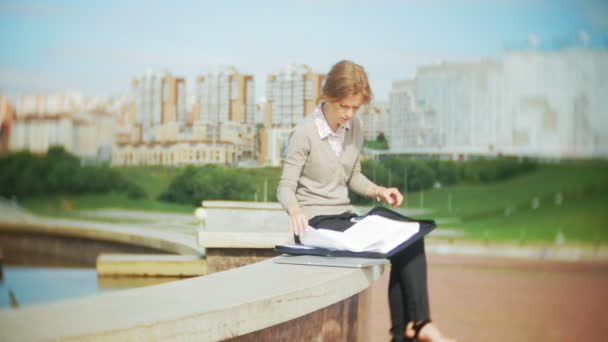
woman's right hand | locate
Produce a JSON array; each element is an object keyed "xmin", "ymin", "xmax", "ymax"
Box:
[{"xmin": 288, "ymin": 206, "xmax": 308, "ymax": 236}]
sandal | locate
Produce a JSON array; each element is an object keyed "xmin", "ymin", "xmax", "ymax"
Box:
[{"xmin": 404, "ymin": 320, "xmax": 431, "ymax": 341}]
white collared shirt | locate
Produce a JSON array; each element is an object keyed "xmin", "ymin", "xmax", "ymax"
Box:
[{"xmin": 312, "ymin": 103, "xmax": 351, "ymax": 157}]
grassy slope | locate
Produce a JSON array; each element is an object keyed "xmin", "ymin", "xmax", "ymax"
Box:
[
  {"xmin": 23, "ymin": 166, "xmax": 191, "ymax": 215},
  {"xmin": 22, "ymin": 192, "xmax": 194, "ymax": 216},
  {"xmin": 406, "ymin": 161, "xmax": 608, "ymax": 244},
  {"xmin": 114, "ymin": 166, "xmax": 184, "ymax": 199},
  {"xmin": 22, "ymin": 166, "xmax": 282, "ymax": 216}
]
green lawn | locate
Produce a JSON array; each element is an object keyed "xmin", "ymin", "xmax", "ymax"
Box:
[
  {"xmin": 22, "ymin": 192, "xmax": 194, "ymax": 217},
  {"xmin": 242, "ymin": 167, "xmax": 282, "ymax": 202},
  {"xmin": 22, "ymin": 166, "xmax": 190, "ymax": 216},
  {"xmin": 21, "ymin": 165, "xmax": 283, "ymax": 217},
  {"xmin": 363, "ymin": 140, "xmax": 389, "ymax": 150},
  {"xmin": 406, "ymin": 161, "xmax": 608, "ymax": 244},
  {"xmin": 114, "ymin": 166, "xmax": 184, "ymax": 199}
]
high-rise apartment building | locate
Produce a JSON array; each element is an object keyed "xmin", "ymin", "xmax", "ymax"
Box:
[
  {"xmin": 131, "ymin": 70, "xmax": 186, "ymax": 143},
  {"xmin": 414, "ymin": 59, "xmax": 502, "ymax": 153},
  {"xmin": 500, "ymin": 48, "xmax": 607, "ymax": 157},
  {"xmin": 387, "ymin": 46, "xmax": 608, "ymax": 158},
  {"xmin": 194, "ymin": 67, "xmax": 255, "ymax": 125},
  {"xmin": 264, "ymin": 64, "xmax": 324, "ymax": 128},
  {"xmin": 258, "ymin": 65, "xmax": 324, "ymax": 166},
  {"xmin": 0, "ymin": 96, "xmax": 13, "ymax": 155},
  {"xmin": 113, "ymin": 68, "xmax": 256, "ymax": 166},
  {"xmin": 193, "ymin": 67, "xmax": 256, "ymax": 159}
]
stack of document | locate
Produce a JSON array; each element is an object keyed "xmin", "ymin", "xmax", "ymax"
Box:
[{"xmin": 300, "ymin": 215, "xmax": 420, "ymax": 254}]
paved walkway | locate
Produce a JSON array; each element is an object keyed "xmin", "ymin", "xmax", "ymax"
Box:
[{"xmin": 370, "ymin": 254, "xmax": 608, "ymax": 341}]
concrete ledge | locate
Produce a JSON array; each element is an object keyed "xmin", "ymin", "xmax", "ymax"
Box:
[
  {"xmin": 0, "ymin": 215, "xmax": 202, "ymax": 256},
  {"xmin": 96, "ymin": 254, "xmax": 207, "ymax": 277},
  {"xmin": 0, "ymin": 258, "xmax": 386, "ymax": 341},
  {"xmin": 197, "ymin": 230, "xmax": 291, "ymax": 274},
  {"xmin": 199, "ymin": 231, "xmax": 292, "ymax": 249},
  {"xmin": 201, "ymin": 201, "xmax": 287, "ymax": 233}
]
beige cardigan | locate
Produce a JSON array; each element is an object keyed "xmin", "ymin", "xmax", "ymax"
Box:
[{"xmin": 276, "ymin": 114, "xmax": 376, "ymax": 219}]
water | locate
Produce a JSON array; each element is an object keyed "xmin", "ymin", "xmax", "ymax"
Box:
[
  {"xmin": 0, "ymin": 266, "xmax": 178, "ymax": 309},
  {"xmin": 0, "ymin": 266, "xmax": 105, "ymax": 309}
]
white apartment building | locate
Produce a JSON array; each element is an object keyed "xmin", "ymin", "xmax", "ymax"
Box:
[
  {"xmin": 8, "ymin": 92, "xmax": 116, "ymax": 161},
  {"xmin": 501, "ymin": 48, "xmax": 608, "ymax": 157},
  {"xmin": 387, "ymin": 80, "xmax": 439, "ymax": 150},
  {"xmin": 388, "ymin": 47, "xmax": 608, "ymax": 159}
]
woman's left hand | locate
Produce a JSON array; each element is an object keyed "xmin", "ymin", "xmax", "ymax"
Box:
[{"xmin": 377, "ymin": 187, "xmax": 404, "ymax": 207}]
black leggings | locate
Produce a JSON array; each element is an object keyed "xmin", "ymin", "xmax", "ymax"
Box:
[{"xmin": 308, "ymin": 207, "xmax": 430, "ymax": 342}]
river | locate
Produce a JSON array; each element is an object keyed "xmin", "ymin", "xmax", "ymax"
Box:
[{"xmin": 0, "ymin": 265, "xmax": 178, "ymax": 309}]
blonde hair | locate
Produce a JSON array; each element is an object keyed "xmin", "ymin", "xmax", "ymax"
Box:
[{"xmin": 321, "ymin": 60, "xmax": 373, "ymax": 104}]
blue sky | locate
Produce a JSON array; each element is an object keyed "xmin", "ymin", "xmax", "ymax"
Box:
[{"xmin": 1, "ymin": 0, "xmax": 607, "ymax": 102}]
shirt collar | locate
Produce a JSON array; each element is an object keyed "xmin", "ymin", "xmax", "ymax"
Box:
[{"xmin": 313, "ymin": 102, "xmax": 351, "ymax": 139}]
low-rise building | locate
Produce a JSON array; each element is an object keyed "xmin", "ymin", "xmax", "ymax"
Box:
[{"xmin": 112, "ymin": 141, "xmax": 236, "ymax": 166}]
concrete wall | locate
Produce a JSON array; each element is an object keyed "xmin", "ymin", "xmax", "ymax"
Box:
[{"xmin": 0, "ymin": 230, "xmax": 168, "ymax": 267}]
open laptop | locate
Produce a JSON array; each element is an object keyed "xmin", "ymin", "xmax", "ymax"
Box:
[{"xmin": 273, "ymin": 255, "xmax": 389, "ymax": 268}]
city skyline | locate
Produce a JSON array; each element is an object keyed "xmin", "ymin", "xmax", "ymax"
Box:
[{"xmin": 1, "ymin": 0, "xmax": 607, "ymax": 103}]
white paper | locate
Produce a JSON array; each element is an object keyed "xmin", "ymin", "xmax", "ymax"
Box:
[
  {"xmin": 280, "ymin": 244, "xmax": 317, "ymax": 250},
  {"xmin": 300, "ymin": 215, "xmax": 420, "ymax": 254}
]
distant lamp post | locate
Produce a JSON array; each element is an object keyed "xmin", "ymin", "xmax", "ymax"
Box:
[
  {"xmin": 555, "ymin": 230, "xmax": 566, "ymax": 246},
  {"xmin": 194, "ymin": 207, "xmax": 207, "ymax": 231}
]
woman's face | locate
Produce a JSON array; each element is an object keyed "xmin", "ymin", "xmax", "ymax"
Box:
[{"xmin": 325, "ymin": 92, "xmax": 365, "ymax": 129}]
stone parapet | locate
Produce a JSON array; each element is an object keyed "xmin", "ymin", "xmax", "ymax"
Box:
[
  {"xmin": 0, "ymin": 258, "xmax": 386, "ymax": 341},
  {"xmin": 205, "ymin": 248, "xmax": 279, "ymax": 273}
]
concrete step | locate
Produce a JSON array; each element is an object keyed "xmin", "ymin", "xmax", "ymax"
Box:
[{"xmin": 96, "ymin": 254, "xmax": 207, "ymax": 277}]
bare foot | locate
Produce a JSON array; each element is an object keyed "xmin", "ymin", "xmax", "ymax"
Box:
[{"xmin": 404, "ymin": 321, "xmax": 456, "ymax": 342}]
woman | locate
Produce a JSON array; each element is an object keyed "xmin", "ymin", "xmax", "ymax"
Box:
[{"xmin": 277, "ymin": 60, "xmax": 454, "ymax": 342}]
